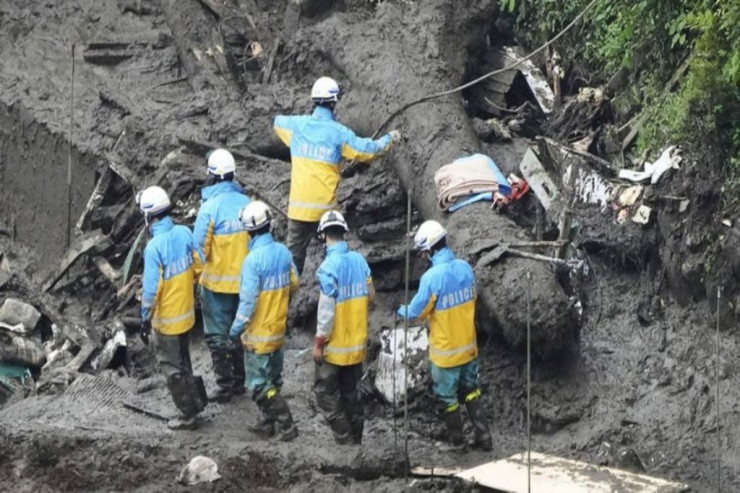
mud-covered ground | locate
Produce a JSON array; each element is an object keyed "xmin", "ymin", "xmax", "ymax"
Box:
[{"xmin": 1, "ymin": 0, "xmax": 739, "ymax": 491}]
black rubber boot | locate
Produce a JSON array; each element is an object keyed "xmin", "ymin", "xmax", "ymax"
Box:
[
  {"xmin": 166, "ymin": 374, "xmax": 199, "ymax": 431},
  {"xmin": 208, "ymin": 350, "xmax": 233, "ymax": 403},
  {"xmin": 328, "ymin": 415, "xmax": 354, "ymax": 445},
  {"xmin": 266, "ymin": 394, "xmax": 298, "ymax": 442},
  {"xmin": 231, "ymin": 346, "xmax": 246, "ymax": 396},
  {"xmin": 466, "ymin": 398, "xmax": 493, "ymax": 451},
  {"xmin": 436, "ymin": 407, "xmax": 465, "ymax": 451},
  {"xmin": 250, "ymin": 399, "xmax": 276, "ymax": 439}
]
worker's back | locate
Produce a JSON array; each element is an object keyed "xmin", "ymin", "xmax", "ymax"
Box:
[{"xmin": 274, "ymin": 106, "xmax": 392, "ymax": 222}]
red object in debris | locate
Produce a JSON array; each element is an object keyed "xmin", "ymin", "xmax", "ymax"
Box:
[{"xmin": 493, "ymin": 175, "xmax": 531, "ymax": 208}]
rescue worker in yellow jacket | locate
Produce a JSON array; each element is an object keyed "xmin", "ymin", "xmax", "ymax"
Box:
[
  {"xmin": 273, "ymin": 76, "xmax": 402, "ymax": 276},
  {"xmin": 313, "ymin": 211, "xmax": 374, "ymax": 445},
  {"xmin": 229, "ymin": 201, "xmax": 300, "ymax": 441},
  {"xmin": 193, "ymin": 149, "xmax": 251, "ymax": 402},
  {"xmin": 137, "ymin": 186, "xmax": 206, "ymax": 430},
  {"xmin": 397, "ymin": 220, "xmax": 492, "ymax": 451}
]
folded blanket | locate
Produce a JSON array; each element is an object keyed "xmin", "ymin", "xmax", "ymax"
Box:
[{"xmin": 434, "ymin": 154, "xmax": 511, "ymax": 211}]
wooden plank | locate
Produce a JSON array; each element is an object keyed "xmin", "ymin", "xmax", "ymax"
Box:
[{"xmin": 455, "ymin": 452, "xmax": 689, "ymax": 493}]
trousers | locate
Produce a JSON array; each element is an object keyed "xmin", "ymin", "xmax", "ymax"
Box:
[{"xmin": 286, "ymin": 219, "xmax": 318, "ymax": 276}]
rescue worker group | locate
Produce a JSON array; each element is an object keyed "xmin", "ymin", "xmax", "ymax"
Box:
[{"xmin": 136, "ymin": 76, "xmax": 492, "ymax": 451}]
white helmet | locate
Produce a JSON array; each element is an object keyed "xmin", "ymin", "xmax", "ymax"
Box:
[
  {"xmin": 136, "ymin": 186, "xmax": 171, "ymax": 217},
  {"xmin": 317, "ymin": 210, "xmax": 349, "ymax": 234},
  {"xmin": 207, "ymin": 148, "xmax": 236, "ymax": 178},
  {"xmin": 414, "ymin": 220, "xmax": 447, "ymax": 251},
  {"xmin": 311, "ymin": 76, "xmax": 340, "ymax": 103},
  {"xmin": 239, "ymin": 201, "xmax": 272, "ymax": 231}
]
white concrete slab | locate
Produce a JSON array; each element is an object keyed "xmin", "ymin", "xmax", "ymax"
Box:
[
  {"xmin": 455, "ymin": 452, "xmax": 688, "ymax": 493},
  {"xmin": 375, "ymin": 326, "xmax": 428, "ymax": 406}
]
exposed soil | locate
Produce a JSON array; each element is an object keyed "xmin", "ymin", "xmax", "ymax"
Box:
[{"xmin": 0, "ymin": 0, "xmax": 738, "ymax": 491}]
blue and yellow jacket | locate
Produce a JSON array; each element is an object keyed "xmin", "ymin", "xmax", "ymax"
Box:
[
  {"xmin": 316, "ymin": 241, "xmax": 373, "ymax": 366},
  {"xmin": 230, "ymin": 233, "xmax": 299, "ymax": 354},
  {"xmin": 141, "ymin": 217, "xmax": 197, "ymax": 336},
  {"xmin": 274, "ymin": 106, "xmax": 393, "ymax": 222},
  {"xmin": 193, "ymin": 181, "xmax": 251, "ymax": 293},
  {"xmin": 398, "ymin": 247, "xmax": 478, "ymax": 368}
]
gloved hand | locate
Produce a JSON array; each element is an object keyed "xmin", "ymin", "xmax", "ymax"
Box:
[
  {"xmin": 389, "ymin": 130, "xmax": 402, "ymax": 144},
  {"xmin": 140, "ymin": 320, "xmax": 152, "ymax": 345},
  {"xmin": 229, "ymin": 323, "xmax": 246, "ymax": 343},
  {"xmin": 313, "ymin": 336, "xmax": 326, "ymax": 365},
  {"xmin": 396, "ymin": 305, "xmax": 409, "ymax": 320}
]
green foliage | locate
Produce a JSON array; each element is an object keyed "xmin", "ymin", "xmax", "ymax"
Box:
[{"xmin": 500, "ymin": 0, "xmax": 740, "ymax": 205}]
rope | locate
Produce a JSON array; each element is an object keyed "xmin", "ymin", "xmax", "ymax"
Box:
[
  {"xmin": 526, "ymin": 270, "xmax": 532, "ymax": 493},
  {"xmin": 66, "ymin": 44, "xmax": 76, "ymax": 252},
  {"xmin": 367, "ymin": 0, "xmax": 599, "ymax": 139},
  {"xmin": 403, "ymin": 188, "xmax": 412, "ymax": 479},
  {"xmin": 716, "ymin": 287, "xmax": 722, "ymax": 491}
]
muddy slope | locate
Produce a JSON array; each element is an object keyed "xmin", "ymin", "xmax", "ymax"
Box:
[{"xmin": 0, "ymin": 0, "xmax": 738, "ymax": 491}]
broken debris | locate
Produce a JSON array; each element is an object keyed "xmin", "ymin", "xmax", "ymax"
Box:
[
  {"xmin": 0, "ymin": 298, "xmax": 42, "ymax": 334},
  {"xmin": 618, "ymin": 146, "xmax": 682, "ymax": 184}
]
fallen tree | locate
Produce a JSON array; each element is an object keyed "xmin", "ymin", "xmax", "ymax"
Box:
[{"xmin": 299, "ymin": 1, "xmax": 577, "ymax": 356}]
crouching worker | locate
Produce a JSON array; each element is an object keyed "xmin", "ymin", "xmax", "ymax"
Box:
[
  {"xmin": 313, "ymin": 211, "xmax": 374, "ymax": 445},
  {"xmin": 397, "ymin": 220, "xmax": 492, "ymax": 451},
  {"xmin": 137, "ymin": 186, "xmax": 206, "ymax": 430},
  {"xmin": 229, "ymin": 201, "xmax": 300, "ymax": 441}
]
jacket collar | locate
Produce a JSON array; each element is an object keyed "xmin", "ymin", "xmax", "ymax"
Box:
[
  {"xmin": 249, "ymin": 232, "xmax": 274, "ymax": 250},
  {"xmin": 201, "ymin": 180, "xmax": 244, "ymax": 202},
  {"xmin": 431, "ymin": 246, "xmax": 455, "ymax": 266},
  {"xmin": 150, "ymin": 216, "xmax": 174, "ymax": 237},
  {"xmin": 312, "ymin": 105, "xmax": 335, "ymax": 121},
  {"xmin": 326, "ymin": 241, "xmax": 349, "ymax": 256}
]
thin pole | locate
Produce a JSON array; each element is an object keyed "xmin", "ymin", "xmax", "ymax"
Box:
[
  {"xmin": 66, "ymin": 44, "xmax": 76, "ymax": 251},
  {"xmin": 403, "ymin": 188, "xmax": 412, "ymax": 479},
  {"xmin": 716, "ymin": 287, "xmax": 721, "ymax": 491},
  {"xmin": 526, "ymin": 271, "xmax": 532, "ymax": 493}
]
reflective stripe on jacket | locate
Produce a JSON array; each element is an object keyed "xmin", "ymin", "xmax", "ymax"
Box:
[
  {"xmin": 274, "ymin": 106, "xmax": 393, "ymax": 222},
  {"xmin": 316, "ymin": 241, "xmax": 372, "ymax": 366},
  {"xmin": 232, "ymin": 233, "xmax": 299, "ymax": 354},
  {"xmin": 398, "ymin": 247, "xmax": 478, "ymax": 368},
  {"xmin": 141, "ymin": 217, "xmax": 197, "ymax": 336},
  {"xmin": 193, "ymin": 181, "xmax": 251, "ymax": 293}
]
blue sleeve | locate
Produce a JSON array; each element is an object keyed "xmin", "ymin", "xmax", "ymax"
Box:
[
  {"xmin": 192, "ymin": 205, "xmax": 211, "ymax": 263},
  {"xmin": 316, "ymin": 262, "xmax": 338, "ymax": 298},
  {"xmin": 274, "ymin": 115, "xmax": 298, "ymax": 147},
  {"xmin": 340, "ymin": 125, "xmax": 392, "ymax": 163},
  {"xmin": 230, "ymin": 258, "xmax": 261, "ymax": 337},
  {"xmin": 141, "ymin": 244, "xmax": 161, "ymax": 322},
  {"xmin": 398, "ymin": 272, "xmax": 436, "ymax": 320}
]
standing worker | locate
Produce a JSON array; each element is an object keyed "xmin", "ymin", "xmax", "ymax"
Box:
[
  {"xmin": 137, "ymin": 186, "xmax": 206, "ymax": 430},
  {"xmin": 229, "ymin": 201, "xmax": 300, "ymax": 441},
  {"xmin": 193, "ymin": 148, "xmax": 251, "ymax": 403},
  {"xmin": 397, "ymin": 220, "xmax": 492, "ymax": 451},
  {"xmin": 273, "ymin": 76, "xmax": 402, "ymax": 276},
  {"xmin": 313, "ymin": 211, "xmax": 374, "ymax": 445}
]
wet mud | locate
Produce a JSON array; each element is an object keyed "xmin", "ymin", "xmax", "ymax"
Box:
[{"xmin": 0, "ymin": 0, "xmax": 738, "ymax": 491}]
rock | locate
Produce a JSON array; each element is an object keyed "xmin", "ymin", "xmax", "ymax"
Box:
[
  {"xmin": 178, "ymin": 456, "xmax": 221, "ymax": 485},
  {"xmin": 0, "ymin": 332, "xmax": 46, "ymax": 367},
  {"xmin": 0, "ymin": 298, "xmax": 41, "ymax": 334},
  {"xmin": 614, "ymin": 448, "xmax": 646, "ymax": 473}
]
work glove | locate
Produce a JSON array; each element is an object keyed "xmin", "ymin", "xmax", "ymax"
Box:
[
  {"xmin": 389, "ymin": 130, "xmax": 402, "ymax": 144},
  {"xmin": 140, "ymin": 320, "xmax": 152, "ymax": 345},
  {"xmin": 313, "ymin": 336, "xmax": 326, "ymax": 365},
  {"xmin": 396, "ymin": 305, "xmax": 409, "ymax": 321},
  {"xmin": 229, "ymin": 323, "xmax": 246, "ymax": 345}
]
